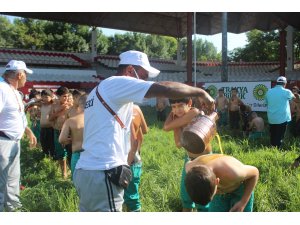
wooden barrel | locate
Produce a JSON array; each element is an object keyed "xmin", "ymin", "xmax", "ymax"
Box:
[{"xmin": 181, "ymin": 112, "xmax": 218, "ymax": 154}]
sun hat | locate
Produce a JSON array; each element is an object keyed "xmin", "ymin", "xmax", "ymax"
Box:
[
  {"xmin": 119, "ymin": 50, "xmax": 160, "ymax": 78},
  {"xmin": 276, "ymin": 76, "xmax": 287, "ymax": 84},
  {"xmin": 5, "ymin": 60, "xmax": 33, "ymax": 74}
]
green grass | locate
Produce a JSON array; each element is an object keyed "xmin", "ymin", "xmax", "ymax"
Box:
[{"xmin": 19, "ymin": 106, "xmax": 300, "ymax": 212}]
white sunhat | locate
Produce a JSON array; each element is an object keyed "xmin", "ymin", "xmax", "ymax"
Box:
[
  {"xmin": 276, "ymin": 76, "xmax": 287, "ymax": 84},
  {"xmin": 119, "ymin": 50, "xmax": 160, "ymax": 78},
  {"xmin": 5, "ymin": 60, "xmax": 33, "ymax": 74}
]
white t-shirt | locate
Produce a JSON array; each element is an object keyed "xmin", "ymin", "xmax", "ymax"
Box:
[
  {"xmin": 0, "ymin": 81, "xmax": 27, "ymax": 140},
  {"xmin": 76, "ymin": 76, "xmax": 154, "ymax": 170}
]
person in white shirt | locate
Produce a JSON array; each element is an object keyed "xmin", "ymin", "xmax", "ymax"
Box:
[
  {"xmin": 73, "ymin": 50, "xmax": 215, "ymax": 212},
  {"xmin": 0, "ymin": 60, "xmax": 37, "ymax": 212}
]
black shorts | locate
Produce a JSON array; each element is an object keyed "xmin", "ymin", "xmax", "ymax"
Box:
[
  {"xmin": 40, "ymin": 127, "xmax": 55, "ymax": 157},
  {"xmin": 229, "ymin": 110, "xmax": 240, "ymax": 129}
]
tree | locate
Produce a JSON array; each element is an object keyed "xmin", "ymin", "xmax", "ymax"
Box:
[
  {"xmin": 145, "ymin": 35, "xmax": 177, "ymax": 59},
  {"xmin": 43, "ymin": 21, "xmax": 89, "ymax": 52},
  {"xmin": 293, "ymin": 30, "xmax": 300, "ymax": 61},
  {"xmin": 107, "ymin": 32, "xmax": 148, "ymax": 55},
  {"xmin": 10, "ymin": 18, "xmax": 47, "ymax": 50},
  {"xmin": 0, "ymin": 15, "xmax": 220, "ymax": 61},
  {"xmin": 96, "ymin": 28, "xmax": 109, "ymax": 54},
  {"xmin": 180, "ymin": 38, "xmax": 220, "ymax": 61},
  {"xmin": 0, "ymin": 16, "xmax": 15, "ymax": 48},
  {"xmin": 229, "ymin": 30, "xmax": 280, "ymax": 62}
]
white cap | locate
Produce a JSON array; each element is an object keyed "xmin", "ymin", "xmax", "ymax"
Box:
[
  {"xmin": 119, "ymin": 50, "xmax": 160, "ymax": 78},
  {"xmin": 5, "ymin": 60, "xmax": 33, "ymax": 74},
  {"xmin": 276, "ymin": 76, "xmax": 287, "ymax": 84}
]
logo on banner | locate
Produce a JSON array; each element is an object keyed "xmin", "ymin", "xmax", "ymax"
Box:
[
  {"xmin": 207, "ymin": 85, "xmax": 218, "ymax": 98},
  {"xmin": 253, "ymin": 84, "xmax": 268, "ymax": 101}
]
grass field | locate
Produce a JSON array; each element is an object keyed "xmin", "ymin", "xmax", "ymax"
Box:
[{"xmin": 19, "ymin": 106, "xmax": 300, "ymax": 212}]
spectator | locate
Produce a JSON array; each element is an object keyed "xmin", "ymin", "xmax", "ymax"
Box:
[
  {"xmin": 0, "ymin": 60, "xmax": 37, "ymax": 211},
  {"xmin": 228, "ymin": 87, "xmax": 244, "ymax": 135},
  {"xmin": 265, "ymin": 76, "xmax": 294, "ymax": 148},
  {"xmin": 26, "ymin": 89, "xmax": 41, "ymax": 143},
  {"xmin": 59, "ymin": 94, "xmax": 87, "ymax": 180},
  {"xmin": 240, "ymin": 104, "xmax": 252, "ymax": 137},
  {"xmin": 248, "ymin": 112, "xmax": 265, "ymax": 140},
  {"xmin": 49, "ymin": 86, "xmax": 70, "ymax": 179},
  {"xmin": 73, "ymin": 50, "xmax": 214, "ymax": 212},
  {"xmin": 289, "ymin": 86, "xmax": 299, "ymax": 137},
  {"xmin": 215, "ymin": 88, "xmax": 228, "ymax": 128},
  {"xmin": 124, "ymin": 104, "xmax": 148, "ymax": 212},
  {"xmin": 40, "ymin": 89, "xmax": 55, "ymax": 158}
]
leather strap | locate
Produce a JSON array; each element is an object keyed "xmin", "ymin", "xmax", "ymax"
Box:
[
  {"xmin": 96, "ymin": 85, "xmax": 126, "ymax": 129},
  {"xmin": 0, "ymin": 131, "xmax": 10, "ymax": 139}
]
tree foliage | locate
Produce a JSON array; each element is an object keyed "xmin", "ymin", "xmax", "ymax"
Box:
[
  {"xmin": 0, "ymin": 15, "xmax": 220, "ymax": 61},
  {"xmin": 181, "ymin": 38, "xmax": 221, "ymax": 61},
  {"xmin": 229, "ymin": 29, "xmax": 300, "ymax": 62}
]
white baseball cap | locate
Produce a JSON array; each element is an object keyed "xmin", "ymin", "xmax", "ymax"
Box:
[
  {"xmin": 119, "ymin": 50, "xmax": 160, "ymax": 78},
  {"xmin": 276, "ymin": 76, "xmax": 287, "ymax": 84},
  {"xmin": 5, "ymin": 60, "xmax": 33, "ymax": 74}
]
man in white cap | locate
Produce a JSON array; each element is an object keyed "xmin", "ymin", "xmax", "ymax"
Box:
[
  {"xmin": 265, "ymin": 76, "xmax": 294, "ymax": 148},
  {"xmin": 74, "ymin": 50, "xmax": 215, "ymax": 212},
  {"xmin": 0, "ymin": 60, "xmax": 37, "ymax": 211}
]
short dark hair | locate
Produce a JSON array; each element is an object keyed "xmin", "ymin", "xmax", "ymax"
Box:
[
  {"xmin": 56, "ymin": 86, "xmax": 69, "ymax": 96},
  {"xmin": 231, "ymin": 87, "xmax": 238, "ymax": 92},
  {"xmin": 185, "ymin": 165, "xmax": 216, "ymax": 206},
  {"xmin": 29, "ymin": 89, "xmax": 40, "ymax": 99},
  {"xmin": 169, "ymin": 97, "xmax": 191, "ymax": 105},
  {"xmin": 72, "ymin": 89, "xmax": 83, "ymax": 98},
  {"xmin": 41, "ymin": 89, "xmax": 52, "ymax": 97}
]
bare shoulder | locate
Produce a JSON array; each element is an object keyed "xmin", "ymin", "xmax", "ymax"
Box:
[{"xmin": 133, "ymin": 104, "xmax": 142, "ymax": 112}]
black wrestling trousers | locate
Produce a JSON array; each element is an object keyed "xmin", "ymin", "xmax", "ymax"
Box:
[{"xmin": 269, "ymin": 122, "xmax": 287, "ymax": 149}]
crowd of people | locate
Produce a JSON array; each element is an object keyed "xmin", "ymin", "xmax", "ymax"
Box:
[
  {"xmin": 0, "ymin": 50, "xmax": 298, "ymax": 212},
  {"xmin": 214, "ymin": 87, "xmax": 265, "ymax": 140}
]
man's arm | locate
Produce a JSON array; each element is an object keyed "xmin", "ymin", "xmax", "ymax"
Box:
[
  {"xmin": 229, "ymin": 165, "xmax": 259, "ymax": 212},
  {"xmin": 24, "ymin": 127, "xmax": 37, "ymax": 148},
  {"xmin": 173, "ymin": 128, "xmax": 182, "ymax": 148},
  {"xmin": 145, "ymin": 82, "xmax": 215, "ymax": 113},
  {"xmin": 163, "ymin": 108, "xmax": 200, "ymax": 131}
]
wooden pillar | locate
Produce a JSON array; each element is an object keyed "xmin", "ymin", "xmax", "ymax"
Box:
[
  {"xmin": 176, "ymin": 38, "xmax": 182, "ymax": 66},
  {"xmin": 221, "ymin": 12, "xmax": 228, "ymax": 82},
  {"xmin": 187, "ymin": 12, "xmax": 193, "ymax": 84},
  {"xmin": 286, "ymin": 26, "xmax": 294, "ymax": 71},
  {"xmin": 279, "ymin": 29, "xmax": 287, "ymax": 76},
  {"xmin": 91, "ymin": 27, "xmax": 97, "ymax": 61}
]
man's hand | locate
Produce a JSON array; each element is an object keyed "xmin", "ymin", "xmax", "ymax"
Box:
[
  {"xmin": 199, "ymin": 93, "xmax": 215, "ymax": 115},
  {"xmin": 25, "ymin": 127, "xmax": 37, "ymax": 148}
]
